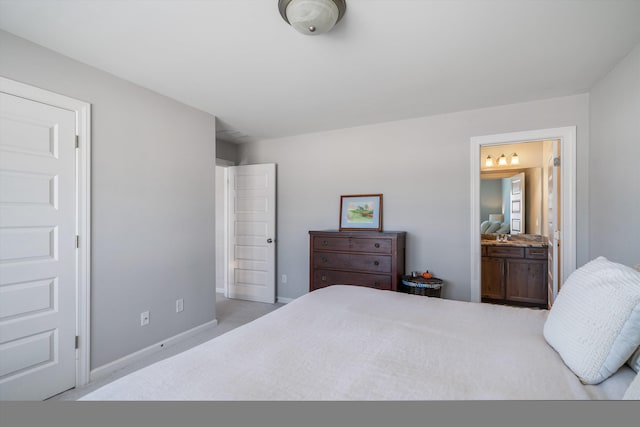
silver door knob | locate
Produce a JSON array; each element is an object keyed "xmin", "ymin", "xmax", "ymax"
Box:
[{"xmin": 267, "ymin": 238, "xmax": 273, "ymax": 243}]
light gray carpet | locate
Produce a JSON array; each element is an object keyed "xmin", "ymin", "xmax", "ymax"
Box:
[{"xmin": 47, "ymin": 293, "xmax": 284, "ymax": 401}]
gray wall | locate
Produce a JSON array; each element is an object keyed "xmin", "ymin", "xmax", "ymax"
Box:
[
  {"xmin": 216, "ymin": 139, "xmax": 238, "ymax": 164},
  {"xmin": 239, "ymin": 94, "xmax": 590, "ymax": 301},
  {"xmin": 590, "ymin": 42, "xmax": 640, "ymax": 266},
  {"xmin": 0, "ymin": 31, "xmax": 217, "ymax": 369}
]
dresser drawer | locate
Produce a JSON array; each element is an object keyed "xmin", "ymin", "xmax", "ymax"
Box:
[
  {"xmin": 525, "ymin": 247, "xmax": 548, "ymax": 259},
  {"xmin": 313, "ymin": 236, "xmax": 392, "ymax": 254},
  {"xmin": 313, "ymin": 270, "xmax": 392, "ymax": 290},
  {"xmin": 313, "ymin": 252, "xmax": 391, "ymax": 273},
  {"xmin": 487, "ymin": 246, "xmax": 525, "ymax": 258}
]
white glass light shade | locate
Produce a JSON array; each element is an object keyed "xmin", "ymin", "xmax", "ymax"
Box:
[
  {"xmin": 498, "ymin": 154, "xmax": 507, "ymax": 166},
  {"xmin": 485, "ymin": 156, "xmax": 494, "ymax": 167},
  {"xmin": 286, "ymin": 0, "xmax": 339, "ymax": 35},
  {"xmin": 510, "ymin": 153, "xmax": 520, "ymax": 165}
]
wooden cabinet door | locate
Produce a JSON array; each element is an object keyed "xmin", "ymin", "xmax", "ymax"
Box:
[
  {"xmin": 481, "ymin": 257, "xmax": 505, "ymax": 300},
  {"xmin": 505, "ymin": 259, "xmax": 548, "ymax": 305}
]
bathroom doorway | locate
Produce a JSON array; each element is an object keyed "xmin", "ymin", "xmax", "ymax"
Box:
[{"xmin": 470, "ymin": 127, "xmax": 577, "ymax": 306}]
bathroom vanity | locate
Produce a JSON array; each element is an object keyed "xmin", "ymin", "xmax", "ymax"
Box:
[{"xmin": 481, "ymin": 234, "xmax": 548, "ymax": 309}]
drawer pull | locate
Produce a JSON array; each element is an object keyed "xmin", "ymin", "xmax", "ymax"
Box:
[
  {"xmin": 322, "ymin": 240, "xmax": 328, "ymax": 246},
  {"xmin": 374, "ymin": 243, "xmax": 380, "ymax": 248},
  {"xmin": 373, "ymin": 261, "xmax": 379, "ymax": 266},
  {"xmin": 321, "ymin": 275, "xmax": 327, "ymax": 281},
  {"xmin": 321, "ymin": 256, "xmax": 328, "ymax": 263}
]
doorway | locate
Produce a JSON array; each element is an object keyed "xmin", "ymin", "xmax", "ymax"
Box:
[
  {"xmin": 469, "ymin": 127, "xmax": 577, "ymax": 305},
  {"xmin": 215, "ymin": 162, "xmax": 277, "ymax": 304},
  {"xmin": 226, "ymin": 164, "xmax": 277, "ymax": 303},
  {"xmin": 215, "ymin": 160, "xmax": 233, "ymax": 296}
]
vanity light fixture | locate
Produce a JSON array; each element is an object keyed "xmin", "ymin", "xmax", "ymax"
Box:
[
  {"xmin": 278, "ymin": 0, "xmax": 347, "ymax": 35},
  {"xmin": 485, "ymin": 155, "xmax": 494, "ymax": 167},
  {"xmin": 484, "ymin": 152, "xmax": 521, "ymax": 168}
]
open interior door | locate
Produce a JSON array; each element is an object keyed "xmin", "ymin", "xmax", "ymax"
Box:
[
  {"xmin": 547, "ymin": 141, "xmax": 561, "ymax": 306},
  {"xmin": 227, "ymin": 164, "xmax": 276, "ymax": 303},
  {"xmin": 509, "ymin": 172, "xmax": 525, "ymax": 235}
]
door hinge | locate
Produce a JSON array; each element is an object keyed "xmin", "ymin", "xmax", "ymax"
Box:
[
  {"xmin": 76, "ymin": 235, "xmax": 80, "ymax": 248},
  {"xmin": 75, "ymin": 135, "xmax": 79, "ymax": 149},
  {"xmin": 75, "ymin": 335, "xmax": 79, "ymax": 349},
  {"xmin": 553, "ymin": 157, "xmax": 560, "ymax": 166}
]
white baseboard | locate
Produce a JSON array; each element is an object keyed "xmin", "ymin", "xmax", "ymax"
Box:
[
  {"xmin": 277, "ymin": 296, "xmax": 294, "ymax": 304},
  {"xmin": 90, "ymin": 319, "xmax": 218, "ymax": 382}
]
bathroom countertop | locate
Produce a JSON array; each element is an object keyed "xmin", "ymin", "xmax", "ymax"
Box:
[
  {"xmin": 481, "ymin": 240, "xmax": 548, "ymax": 248},
  {"xmin": 481, "ymin": 234, "xmax": 548, "ymax": 248}
]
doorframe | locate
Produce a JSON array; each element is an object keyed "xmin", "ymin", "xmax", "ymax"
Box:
[
  {"xmin": 0, "ymin": 76, "xmax": 92, "ymax": 388},
  {"xmin": 215, "ymin": 159, "xmax": 234, "ymax": 296},
  {"xmin": 469, "ymin": 126, "xmax": 576, "ymax": 303}
]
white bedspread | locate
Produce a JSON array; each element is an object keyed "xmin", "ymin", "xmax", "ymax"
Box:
[{"xmin": 81, "ymin": 285, "xmax": 629, "ymax": 400}]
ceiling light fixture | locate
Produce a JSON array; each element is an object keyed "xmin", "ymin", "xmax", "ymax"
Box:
[
  {"xmin": 278, "ymin": 0, "xmax": 347, "ymax": 35},
  {"xmin": 485, "ymin": 155, "xmax": 494, "ymax": 168},
  {"xmin": 510, "ymin": 153, "xmax": 520, "ymax": 165},
  {"xmin": 497, "ymin": 154, "xmax": 508, "ymax": 166}
]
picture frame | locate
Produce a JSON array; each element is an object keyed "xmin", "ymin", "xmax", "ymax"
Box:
[
  {"xmin": 339, "ymin": 194, "xmax": 383, "ymax": 231},
  {"xmin": 512, "ymin": 219, "xmax": 521, "ymax": 232},
  {"xmin": 511, "ymin": 200, "xmax": 521, "ymax": 213}
]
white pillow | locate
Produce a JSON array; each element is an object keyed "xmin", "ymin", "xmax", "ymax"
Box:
[
  {"xmin": 495, "ymin": 223, "xmax": 510, "ymax": 234},
  {"xmin": 623, "ymin": 372, "xmax": 640, "ymax": 400},
  {"xmin": 543, "ymin": 256, "xmax": 640, "ymax": 384},
  {"xmin": 485, "ymin": 221, "xmax": 501, "ymax": 233},
  {"xmin": 630, "ymin": 266, "xmax": 640, "ymax": 372}
]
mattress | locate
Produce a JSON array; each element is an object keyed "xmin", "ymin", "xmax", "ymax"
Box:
[{"xmin": 81, "ymin": 285, "xmax": 633, "ymax": 400}]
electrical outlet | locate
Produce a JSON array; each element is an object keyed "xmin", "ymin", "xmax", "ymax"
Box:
[
  {"xmin": 176, "ymin": 298, "xmax": 184, "ymax": 313},
  {"xmin": 140, "ymin": 311, "xmax": 150, "ymax": 326},
  {"xmin": 281, "ymin": 274, "xmax": 287, "ymax": 284}
]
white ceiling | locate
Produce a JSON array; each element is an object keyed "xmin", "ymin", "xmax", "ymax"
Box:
[{"xmin": 1, "ymin": 0, "xmax": 640, "ymax": 144}]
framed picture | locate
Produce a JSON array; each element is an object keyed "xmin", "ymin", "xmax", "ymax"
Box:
[
  {"xmin": 339, "ymin": 194, "xmax": 383, "ymax": 231},
  {"xmin": 512, "ymin": 219, "xmax": 521, "ymax": 232},
  {"xmin": 511, "ymin": 200, "xmax": 521, "ymax": 213}
]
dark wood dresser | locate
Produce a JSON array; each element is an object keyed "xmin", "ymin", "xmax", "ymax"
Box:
[{"xmin": 309, "ymin": 230, "xmax": 406, "ymax": 292}]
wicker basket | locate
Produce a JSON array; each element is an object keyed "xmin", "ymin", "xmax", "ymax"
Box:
[{"xmin": 400, "ymin": 276, "xmax": 443, "ymax": 298}]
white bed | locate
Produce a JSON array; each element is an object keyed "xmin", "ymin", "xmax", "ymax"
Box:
[{"xmin": 81, "ymin": 285, "xmax": 636, "ymax": 400}]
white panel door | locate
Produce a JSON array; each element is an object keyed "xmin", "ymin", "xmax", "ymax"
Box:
[
  {"xmin": 547, "ymin": 141, "xmax": 561, "ymax": 305},
  {"xmin": 509, "ymin": 173, "xmax": 525, "ymax": 235},
  {"xmin": 0, "ymin": 92, "xmax": 76, "ymax": 400},
  {"xmin": 228, "ymin": 164, "xmax": 276, "ymax": 303}
]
